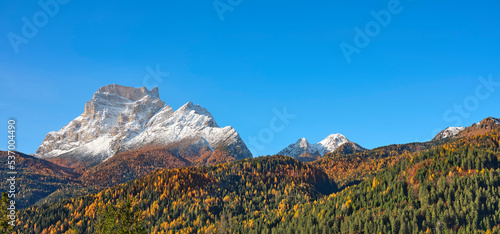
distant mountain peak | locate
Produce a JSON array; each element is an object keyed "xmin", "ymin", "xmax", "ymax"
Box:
[
  {"xmin": 317, "ymin": 133, "xmax": 349, "ymax": 155},
  {"xmin": 278, "ymin": 133, "xmax": 362, "ymax": 162},
  {"xmin": 477, "ymin": 117, "xmax": 500, "ymax": 126},
  {"xmin": 432, "ymin": 126, "xmax": 465, "ymax": 141},
  {"xmin": 36, "ymin": 84, "xmax": 251, "ymax": 166},
  {"xmin": 296, "ymin": 138, "xmax": 310, "ymax": 147},
  {"xmin": 433, "ymin": 117, "xmax": 500, "ymax": 141}
]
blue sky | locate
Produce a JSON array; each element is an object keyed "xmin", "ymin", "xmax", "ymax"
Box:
[{"xmin": 1, "ymin": 0, "xmax": 500, "ymax": 156}]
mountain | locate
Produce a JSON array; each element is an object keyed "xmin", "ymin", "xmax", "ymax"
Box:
[
  {"xmin": 79, "ymin": 142, "xmax": 212, "ymax": 188},
  {"xmin": 432, "ymin": 117, "xmax": 500, "ymax": 141},
  {"xmin": 19, "ymin": 156, "xmax": 337, "ymax": 234},
  {"xmin": 0, "ymin": 151, "xmax": 83, "ymax": 208},
  {"xmin": 17, "ymin": 129, "xmax": 500, "ymax": 233},
  {"xmin": 456, "ymin": 116, "xmax": 500, "ymax": 138},
  {"xmin": 277, "ymin": 134, "xmax": 364, "ymax": 162},
  {"xmin": 432, "ymin": 126, "xmax": 465, "ymax": 141},
  {"xmin": 35, "ymin": 84, "xmax": 252, "ymax": 167},
  {"xmin": 329, "ymin": 141, "xmax": 366, "ymax": 156},
  {"xmin": 315, "ymin": 141, "xmax": 444, "ymax": 187}
]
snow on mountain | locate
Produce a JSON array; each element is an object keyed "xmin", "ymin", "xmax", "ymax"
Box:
[
  {"xmin": 125, "ymin": 101, "xmax": 246, "ymax": 155},
  {"xmin": 278, "ymin": 138, "xmax": 319, "ymax": 160},
  {"xmin": 433, "ymin": 127, "xmax": 465, "ymax": 141},
  {"xmin": 316, "ymin": 133, "xmax": 350, "ymax": 155},
  {"xmin": 433, "ymin": 117, "xmax": 500, "ymax": 141},
  {"xmin": 278, "ymin": 134, "xmax": 360, "ymax": 161},
  {"xmin": 36, "ymin": 84, "xmax": 252, "ymax": 165}
]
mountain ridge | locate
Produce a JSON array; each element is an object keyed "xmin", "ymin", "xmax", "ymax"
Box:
[
  {"xmin": 277, "ymin": 133, "xmax": 365, "ymax": 162},
  {"xmin": 35, "ymin": 84, "xmax": 252, "ymax": 167},
  {"xmin": 432, "ymin": 117, "xmax": 500, "ymax": 141}
]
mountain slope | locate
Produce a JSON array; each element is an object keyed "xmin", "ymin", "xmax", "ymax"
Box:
[
  {"xmin": 313, "ymin": 141, "xmax": 443, "ymax": 187},
  {"xmin": 17, "ymin": 130, "xmax": 500, "ymax": 233},
  {"xmin": 19, "ymin": 156, "xmax": 337, "ymax": 233},
  {"xmin": 271, "ymin": 130, "xmax": 500, "ymax": 233},
  {"xmin": 456, "ymin": 117, "xmax": 500, "ymax": 138},
  {"xmin": 35, "ymin": 84, "xmax": 252, "ymax": 167},
  {"xmin": 78, "ymin": 139, "xmax": 215, "ymax": 188},
  {"xmin": 0, "ymin": 151, "xmax": 81, "ymax": 208},
  {"xmin": 432, "ymin": 117, "xmax": 500, "ymax": 141},
  {"xmin": 278, "ymin": 134, "xmax": 364, "ymax": 162},
  {"xmin": 432, "ymin": 126, "xmax": 465, "ymax": 141}
]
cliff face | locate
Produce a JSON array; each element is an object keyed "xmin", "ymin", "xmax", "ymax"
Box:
[{"xmin": 36, "ymin": 84, "xmax": 252, "ymax": 167}]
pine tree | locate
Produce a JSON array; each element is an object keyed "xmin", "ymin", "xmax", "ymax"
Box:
[{"xmin": 96, "ymin": 199, "xmax": 147, "ymax": 234}]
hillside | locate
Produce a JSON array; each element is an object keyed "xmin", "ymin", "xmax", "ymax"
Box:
[
  {"xmin": 313, "ymin": 141, "xmax": 443, "ymax": 187},
  {"xmin": 3, "ymin": 142, "xmax": 244, "ymax": 208},
  {"xmin": 6, "ymin": 117, "xmax": 500, "ymax": 233},
  {"xmin": 79, "ymin": 144, "xmax": 199, "ymax": 188},
  {"xmin": 267, "ymin": 130, "xmax": 500, "ymax": 233},
  {"xmin": 432, "ymin": 117, "xmax": 500, "ymax": 141},
  {"xmin": 15, "ymin": 130, "xmax": 500, "ymax": 233},
  {"xmin": 18, "ymin": 156, "xmax": 336, "ymax": 233},
  {"xmin": 0, "ymin": 151, "xmax": 82, "ymax": 208}
]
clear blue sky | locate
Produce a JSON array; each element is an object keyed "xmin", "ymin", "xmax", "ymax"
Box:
[{"xmin": 1, "ymin": 0, "xmax": 500, "ymax": 156}]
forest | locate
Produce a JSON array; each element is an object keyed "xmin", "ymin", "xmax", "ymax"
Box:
[{"xmin": 1, "ymin": 130, "xmax": 500, "ymax": 233}]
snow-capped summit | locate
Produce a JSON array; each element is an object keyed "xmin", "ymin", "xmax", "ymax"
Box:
[
  {"xmin": 432, "ymin": 127, "xmax": 465, "ymax": 141},
  {"xmin": 36, "ymin": 84, "xmax": 252, "ymax": 166},
  {"xmin": 317, "ymin": 133, "xmax": 349, "ymax": 155},
  {"xmin": 278, "ymin": 133, "xmax": 363, "ymax": 162}
]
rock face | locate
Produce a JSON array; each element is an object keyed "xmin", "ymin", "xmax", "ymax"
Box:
[
  {"xmin": 36, "ymin": 84, "xmax": 252, "ymax": 166},
  {"xmin": 278, "ymin": 134, "xmax": 364, "ymax": 162}
]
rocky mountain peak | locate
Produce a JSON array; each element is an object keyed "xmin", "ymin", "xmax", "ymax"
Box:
[
  {"xmin": 96, "ymin": 84, "xmax": 159, "ymax": 101},
  {"xmin": 433, "ymin": 117, "xmax": 500, "ymax": 141},
  {"xmin": 36, "ymin": 84, "xmax": 251, "ymax": 166},
  {"xmin": 278, "ymin": 133, "xmax": 363, "ymax": 162},
  {"xmin": 178, "ymin": 101, "xmax": 214, "ymax": 118},
  {"xmin": 318, "ymin": 134, "xmax": 349, "ymax": 153},
  {"xmin": 432, "ymin": 127, "xmax": 465, "ymax": 141},
  {"xmin": 297, "ymin": 138, "xmax": 310, "ymax": 148}
]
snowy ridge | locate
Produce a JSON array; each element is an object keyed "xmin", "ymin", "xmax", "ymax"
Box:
[
  {"xmin": 317, "ymin": 133, "xmax": 349, "ymax": 155},
  {"xmin": 278, "ymin": 134, "xmax": 358, "ymax": 161},
  {"xmin": 433, "ymin": 126, "xmax": 465, "ymax": 141},
  {"xmin": 441, "ymin": 127, "xmax": 465, "ymax": 139},
  {"xmin": 36, "ymin": 84, "xmax": 252, "ymax": 164}
]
